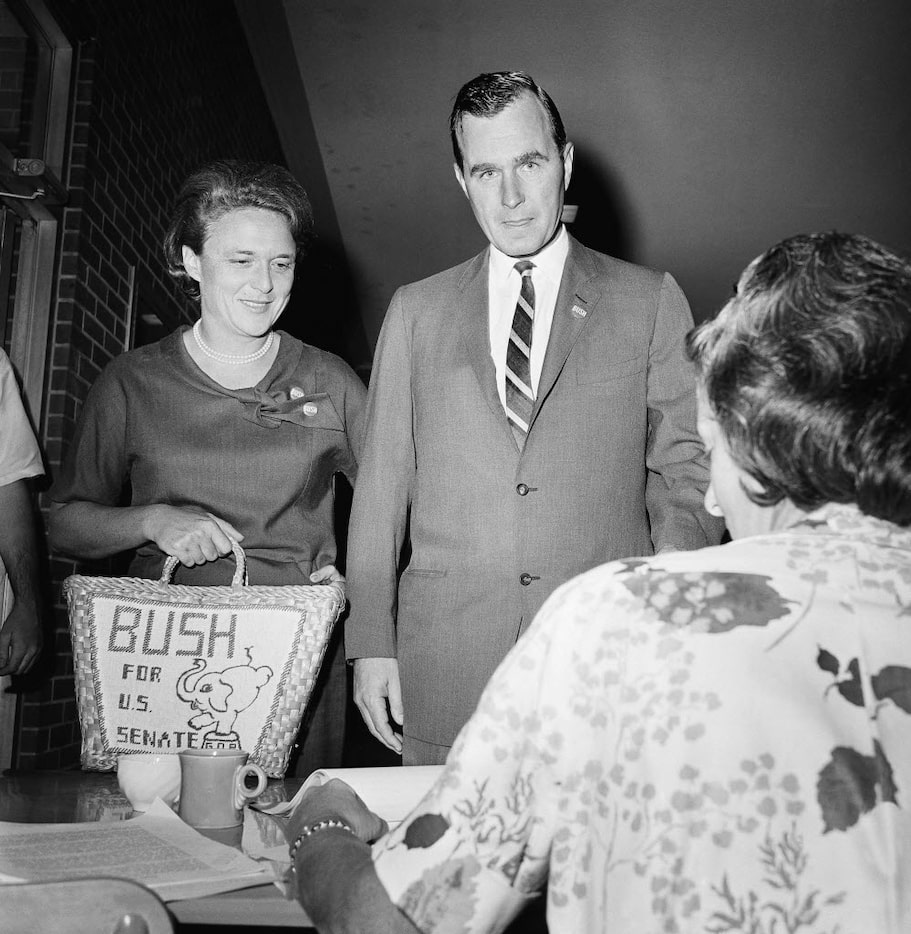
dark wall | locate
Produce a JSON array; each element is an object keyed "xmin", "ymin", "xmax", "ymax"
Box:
[
  {"xmin": 19, "ymin": 0, "xmax": 289, "ymax": 769},
  {"xmin": 235, "ymin": 0, "xmax": 370, "ymax": 372},
  {"xmin": 282, "ymin": 0, "xmax": 911, "ymax": 344}
]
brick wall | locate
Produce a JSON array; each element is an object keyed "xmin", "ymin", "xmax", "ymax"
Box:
[
  {"xmin": 17, "ymin": 0, "xmax": 288, "ymax": 768},
  {"xmin": 0, "ymin": 37, "xmax": 26, "ymax": 152}
]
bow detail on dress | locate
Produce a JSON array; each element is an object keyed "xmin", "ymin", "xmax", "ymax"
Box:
[{"xmin": 235, "ymin": 388, "xmax": 342, "ymax": 431}]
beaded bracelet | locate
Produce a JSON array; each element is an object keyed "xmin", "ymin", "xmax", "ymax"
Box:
[{"xmin": 288, "ymin": 819, "xmax": 355, "ymax": 877}]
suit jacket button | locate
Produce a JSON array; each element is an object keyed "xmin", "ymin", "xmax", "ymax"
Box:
[
  {"xmin": 520, "ymin": 573, "xmax": 533, "ymax": 586},
  {"xmin": 516, "ymin": 483, "xmax": 529, "ymax": 496}
]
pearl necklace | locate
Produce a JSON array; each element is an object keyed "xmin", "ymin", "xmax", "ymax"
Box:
[{"xmin": 192, "ymin": 320, "xmax": 274, "ymax": 365}]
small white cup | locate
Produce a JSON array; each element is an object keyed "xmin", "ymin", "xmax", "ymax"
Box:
[{"xmin": 117, "ymin": 753, "xmax": 182, "ymax": 812}]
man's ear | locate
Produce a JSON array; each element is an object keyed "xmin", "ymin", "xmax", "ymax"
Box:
[
  {"xmin": 562, "ymin": 141, "xmax": 575, "ymax": 191},
  {"xmin": 182, "ymin": 244, "xmax": 202, "ymax": 282},
  {"xmin": 453, "ymin": 162, "xmax": 469, "ymax": 199}
]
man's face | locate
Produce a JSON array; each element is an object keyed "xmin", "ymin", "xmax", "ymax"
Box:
[{"xmin": 454, "ymin": 93, "xmax": 573, "ymax": 258}]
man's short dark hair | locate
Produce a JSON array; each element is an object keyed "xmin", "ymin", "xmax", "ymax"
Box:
[
  {"xmin": 163, "ymin": 160, "xmax": 313, "ymax": 299},
  {"xmin": 687, "ymin": 231, "xmax": 911, "ymax": 525},
  {"xmin": 449, "ymin": 71, "xmax": 567, "ymax": 170}
]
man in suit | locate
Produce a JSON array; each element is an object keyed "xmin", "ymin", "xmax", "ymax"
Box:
[{"xmin": 345, "ymin": 71, "xmax": 724, "ymax": 765}]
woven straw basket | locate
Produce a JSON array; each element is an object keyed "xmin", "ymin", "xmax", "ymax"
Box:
[{"xmin": 65, "ymin": 543, "xmax": 344, "ymax": 778}]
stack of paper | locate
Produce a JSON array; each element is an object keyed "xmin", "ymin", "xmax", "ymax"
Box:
[
  {"xmin": 0, "ymin": 800, "xmax": 273, "ymax": 901},
  {"xmin": 0, "ymin": 766, "xmax": 446, "ymax": 903},
  {"xmin": 244, "ymin": 765, "xmax": 445, "ymax": 883},
  {"xmin": 258, "ymin": 765, "xmax": 444, "ymax": 827}
]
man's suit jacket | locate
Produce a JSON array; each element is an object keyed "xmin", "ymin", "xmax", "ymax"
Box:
[{"xmin": 345, "ymin": 235, "xmax": 724, "ymax": 746}]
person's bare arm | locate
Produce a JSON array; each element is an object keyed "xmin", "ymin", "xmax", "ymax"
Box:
[
  {"xmin": 49, "ymin": 500, "xmax": 243, "ymax": 566},
  {"xmin": 0, "ymin": 480, "xmax": 42, "ymax": 675},
  {"xmin": 286, "ymin": 780, "xmax": 419, "ymax": 934}
]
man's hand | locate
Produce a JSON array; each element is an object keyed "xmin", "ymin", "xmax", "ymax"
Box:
[
  {"xmin": 353, "ymin": 657, "xmax": 403, "ymax": 754},
  {"xmin": 286, "ymin": 779, "xmax": 388, "ymax": 846},
  {"xmin": 142, "ymin": 505, "xmax": 243, "ymax": 567},
  {"xmin": 0, "ymin": 601, "xmax": 42, "ymax": 676}
]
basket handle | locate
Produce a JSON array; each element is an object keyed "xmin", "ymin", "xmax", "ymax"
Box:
[{"xmin": 159, "ymin": 539, "xmax": 247, "ymax": 586}]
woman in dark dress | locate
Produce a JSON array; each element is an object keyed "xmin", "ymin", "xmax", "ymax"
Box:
[{"xmin": 49, "ymin": 161, "xmax": 367, "ymax": 775}]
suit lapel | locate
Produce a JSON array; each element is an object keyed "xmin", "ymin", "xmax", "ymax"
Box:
[
  {"xmin": 456, "ymin": 238, "xmax": 604, "ymax": 451},
  {"xmin": 457, "ymin": 250, "xmax": 518, "ymax": 448},
  {"xmin": 530, "ymin": 237, "xmax": 602, "ymax": 429}
]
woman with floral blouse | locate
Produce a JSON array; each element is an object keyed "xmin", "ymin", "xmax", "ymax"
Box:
[{"xmin": 285, "ymin": 231, "xmax": 911, "ymax": 934}]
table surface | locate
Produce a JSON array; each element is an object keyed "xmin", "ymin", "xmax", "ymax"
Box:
[{"xmin": 0, "ymin": 769, "xmax": 312, "ymax": 929}]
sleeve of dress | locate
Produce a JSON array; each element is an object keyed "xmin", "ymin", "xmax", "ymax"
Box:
[
  {"xmin": 48, "ymin": 361, "xmax": 130, "ymax": 506},
  {"xmin": 344, "ymin": 289, "xmax": 415, "ymax": 660},
  {"xmin": 644, "ymin": 273, "xmax": 725, "ymax": 551},
  {"xmin": 0, "ymin": 350, "xmax": 43, "ymax": 486},
  {"xmin": 337, "ymin": 359, "xmax": 368, "ymax": 484}
]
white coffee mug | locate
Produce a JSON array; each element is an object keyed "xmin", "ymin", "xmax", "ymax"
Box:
[
  {"xmin": 178, "ymin": 748, "xmax": 267, "ymax": 829},
  {"xmin": 117, "ymin": 753, "xmax": 182, "ymax": 812}
]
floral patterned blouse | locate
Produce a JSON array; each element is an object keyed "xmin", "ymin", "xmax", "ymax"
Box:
[{"xmin": 372, "ymin": 504, "xmax": 911, "ymax": 933}]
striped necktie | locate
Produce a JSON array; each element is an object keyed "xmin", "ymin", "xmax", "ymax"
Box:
[{"xmin": 505, "ymin": 260, "xmax": 535, "ymax": 448}]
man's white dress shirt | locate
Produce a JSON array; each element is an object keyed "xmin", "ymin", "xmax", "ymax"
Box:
[{"xmin": 487, "ymin": 226, "xmax": 569, "ymax": 412}]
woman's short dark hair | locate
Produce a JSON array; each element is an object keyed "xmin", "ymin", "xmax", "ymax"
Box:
[
  {"xmin": 449, "ymin": 71, "xmax": 567, "ymax": 170},
  {"xmin": 687, "ymin": 231, "xmax": 911, "ymax": 525},
  {"xmin": 163, "ymin": 160, "xmax": 313, "ymax": 299}
]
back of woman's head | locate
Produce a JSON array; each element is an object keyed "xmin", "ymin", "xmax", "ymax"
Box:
[
  {"xmin": 163, "ymin": 160, "xmax": 313, "ymax": 298},
  {"xmin": 688, "ymin": 232, "xmax": 911, "ymax": 525}
]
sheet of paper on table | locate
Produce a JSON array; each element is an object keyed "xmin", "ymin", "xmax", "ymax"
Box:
[
  {"xmin": 0, "ymin": 799, "xmax": 274, "ymax": 901},
  {"xmin": 244, "ymin": 765, "xmax": 444, "ymax": 896},
  {"xmin": 257, "ymin": 766, "xmax": 444, "ymax": 827}
]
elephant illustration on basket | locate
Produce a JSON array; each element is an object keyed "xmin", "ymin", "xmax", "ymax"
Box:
[{"xmin": 176, "ymin": 647, "xmax": 273, "ymax": 749}]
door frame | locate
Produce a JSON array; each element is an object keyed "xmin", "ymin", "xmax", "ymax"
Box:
[
  {"xmin": 1, "ymin": 0, "xmax": 71, "ymax": 424},
  {"xmin": 0, "ymin": 0, "xmax": 72, "ymax": 771}
]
